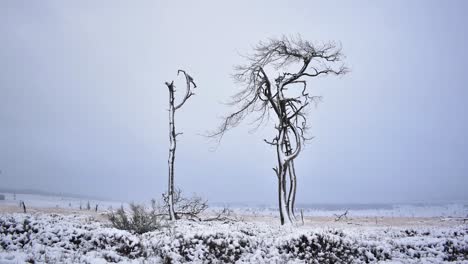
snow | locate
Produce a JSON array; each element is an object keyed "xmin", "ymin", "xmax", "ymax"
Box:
[
  {"xmin": 0, "ymin": 193, "xmax": 467, "ymax": 263},
  {"xmin": 0, "ymin": 212, "xmax": 466, "ymax": 263},
  {"xmin": 2, "ymin": 192, "xmax": 467, "ymax": 218},
  {"xmin": 212, "ymin": 203, "xmax": 468, "ymax": 218},
  {"xmin": 0, "ymin": 193, "xmax": 123, "ymax": 212}
]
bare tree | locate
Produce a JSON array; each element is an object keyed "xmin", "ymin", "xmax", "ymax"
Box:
[
  {"xmin": 165, "ymin": 70, "xmax": 197, "ymax": 220},
  {"xmin": 210, "ymin": 36, "xmax": 348, "ymax": 225}
]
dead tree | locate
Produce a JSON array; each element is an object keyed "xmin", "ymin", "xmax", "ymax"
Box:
[
  {"xmin": 210, "ymin": 36, "xmax": 347, "ymax": 225},
  {"xmin": 204, "ymin": 207, "xmax": 242, "ymax": 222},
  {"xmin": 165, "ymin": 70, "xmax": 197, "ymax": 220},
  {"xmin": 334, "ymin": 209, "xmax": 349, "ymax": 221},
  {"xmin": 20, "ymin": 201, "xmax": 27, "ymax": 213}
]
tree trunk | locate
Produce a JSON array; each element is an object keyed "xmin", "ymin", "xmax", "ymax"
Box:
[
  {"xmin": 277, "ymin": 165, "xmax": 292, "ymax": 225},
  {"xmin": 284, "ymin": 131, "xmax": 297, "ymax": 221},
  {"xmin": 275, "ymin": 127, "xmax": 293, "ymax": 225},
  {"xmin": 278, "ymin": 176, "xmax": 291, "ymax": 225},
  {"xmin": 165, "ymin": 70, "xmax": 196, "ymax": 221},
  {"xmin": 167, "ymin": 83, "xmax": 177, "ymax": 221},
  {"xmin": 287, "ymin": 160, "xmax": 297, "ymax": 221}
]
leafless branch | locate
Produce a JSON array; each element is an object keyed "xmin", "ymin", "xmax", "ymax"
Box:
[{"xmin": 174, "ymin": 70, "xmax": 197, "ymax": 110}]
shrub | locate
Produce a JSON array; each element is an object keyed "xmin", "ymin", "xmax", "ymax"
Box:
[
  {"xmin": 156, "ymin": 232, "xmax": 252, "ymax": 263},
  {"xmin": 278, "ymin": 231, "xmax": 391, "ymax": 263},
  {"xmin": 108, "ymin": 203, "xmax": 167, "ymax": 234}
]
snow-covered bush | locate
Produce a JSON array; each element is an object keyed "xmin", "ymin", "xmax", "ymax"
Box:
[
  {"xmin": 151, "ymin": 231, "xmax": 253, "ymax": 263},
  {"xmin": 274, "ymin": 230, "xmax": 393, "ymax": 263},
  {"xmin": 1, "ymin": 213, "xmax": 467, "ymax": 263},
  {"xmin": 443, "ymin": 238, "xmax": 468, "ymax": 261}
]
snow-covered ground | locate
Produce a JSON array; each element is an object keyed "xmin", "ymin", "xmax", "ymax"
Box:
[
  {"xmin": 213, "ymin": 202, "xmax": 468, "ymax": 218},
  {"xmin": 0, "ymin": 193, "xmax": 123, "ymax": 213},
  {"xmin": 2, "ymin": 193, "xmax": 467, "ymax": 218},
  {"xmin": 0, "ymin": 193, "xmax": 467, "ymax": 263}
]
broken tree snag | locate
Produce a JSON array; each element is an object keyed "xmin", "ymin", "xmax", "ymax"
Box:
[
  {"xmin": 165, "ymin": 70, "xmax": 197, "ymax": 221},
  {"xmin": 209, "ymin": 35, "xmax": 348, "ymax": 225},
  {"xmin": 20, "ymin": 201, "xmax": 27, "ymax": 213},
  {"xmin": 334, "ymin": 209, "xmax": 349, "ymax": 221},
  {"xmin": 300, "ymin": 209, "xmax": 304, "ymax": 225}
]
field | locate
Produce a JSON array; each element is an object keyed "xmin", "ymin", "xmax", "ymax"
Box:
[{"xmin": 0, "ymin": 193, "xmax": 467, "ymax": 263}]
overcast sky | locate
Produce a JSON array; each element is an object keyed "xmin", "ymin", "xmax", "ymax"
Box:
[{"xmin": 1, "ymin": 0, "xmax": 467, "ymax": 204}]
